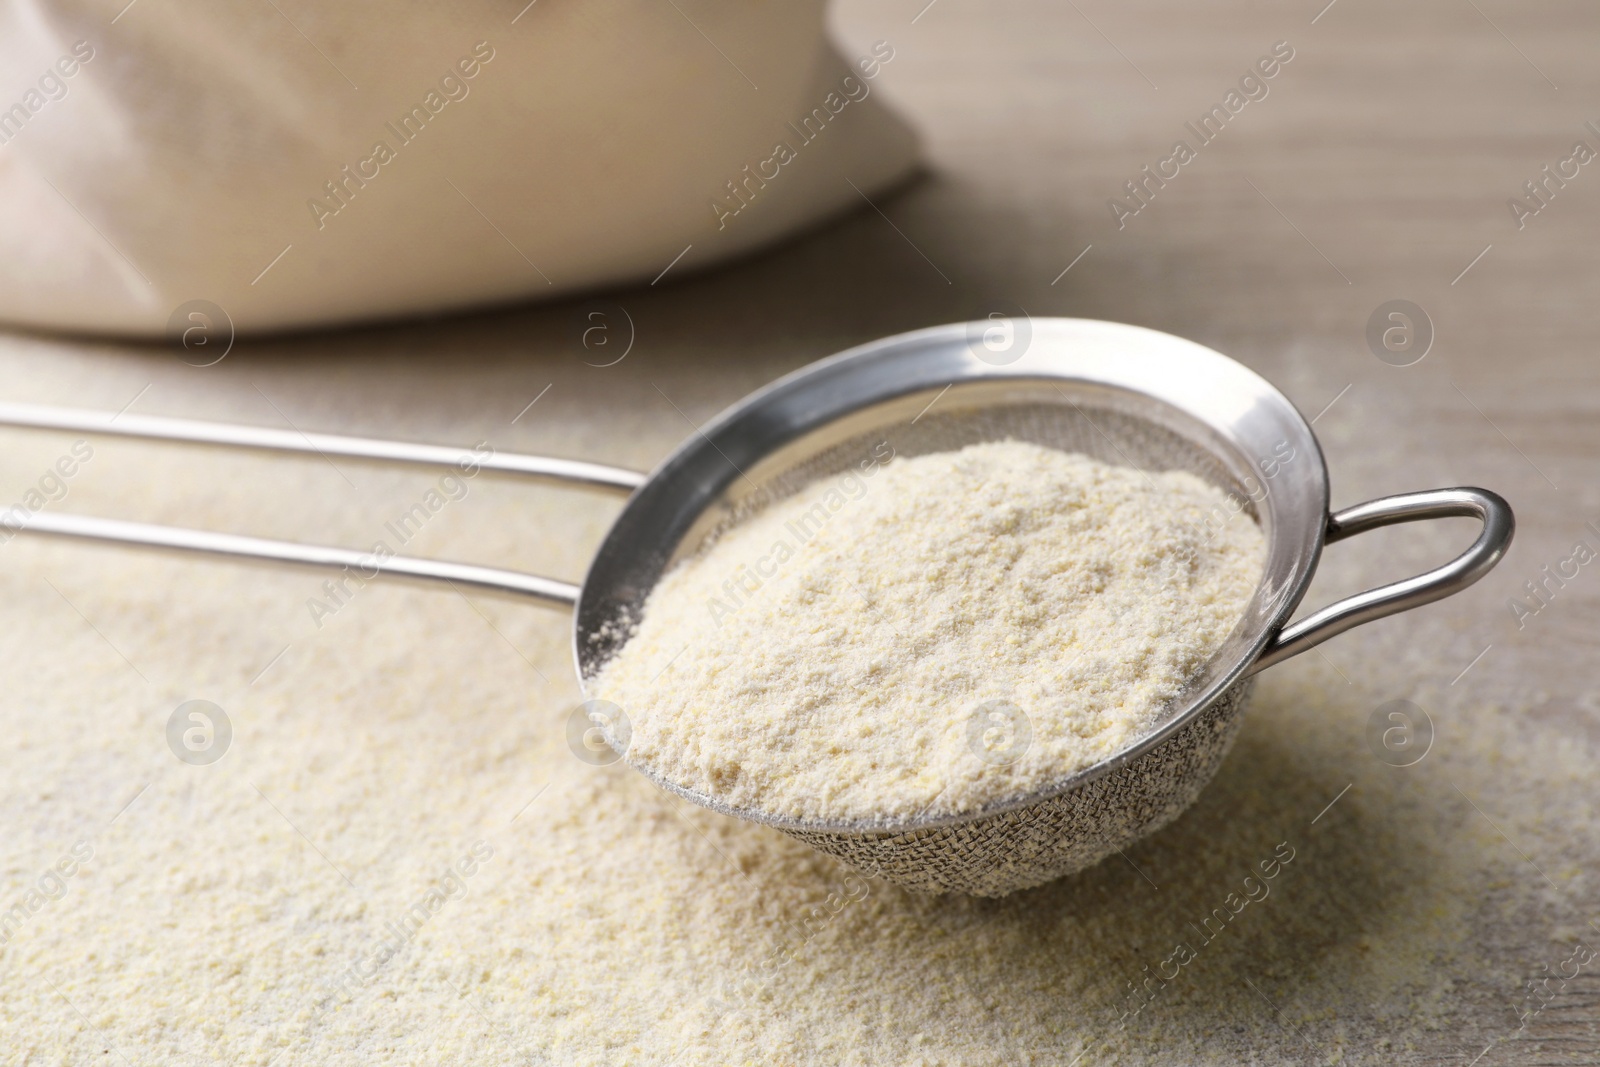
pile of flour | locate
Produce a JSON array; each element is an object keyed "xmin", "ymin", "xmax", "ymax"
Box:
[{"xmin": 595, "ymin": 441, "xmax": 1266, "ymax": 823}]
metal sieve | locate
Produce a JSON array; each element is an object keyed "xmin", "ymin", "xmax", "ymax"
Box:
[{"xmin": 0, "ymin": 318, "xmax": 1512, "ymax": 896}]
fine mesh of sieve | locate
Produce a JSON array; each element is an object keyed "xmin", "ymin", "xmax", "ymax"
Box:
[
  {"xmin": 661, "ymin": 384, "xmax": 1266, "ymax": 577},
  {"xmin": 609, "ymin": 384, "xmax": 1271, "ymax": 896},
  {"xmin": 709, "ymin": 401, "xmax": 1256, "ymax": 538},
  {"xmin": 788, "ymin": 679, "xmax": 1253, "ymax": 895}
]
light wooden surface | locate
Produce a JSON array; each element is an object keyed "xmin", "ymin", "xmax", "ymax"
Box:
[{"xmin": 1, "ymin": 0, "xmax": 1597, "ymax": 1063}]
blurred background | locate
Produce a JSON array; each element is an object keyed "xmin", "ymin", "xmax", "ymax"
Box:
[{"xmin": 0, "ymin": 1, "xmax": 1596, "ymax": 1064}]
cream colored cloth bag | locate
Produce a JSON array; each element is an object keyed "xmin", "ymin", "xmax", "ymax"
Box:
[{"xmin": 0, "ymin": 1, "xmax": 917, "ymax": 337}]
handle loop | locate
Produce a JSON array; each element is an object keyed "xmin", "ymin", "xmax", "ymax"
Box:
[{"xmin": 1248, "ymin": 487, "xmax": 1514, "ymax": 674}]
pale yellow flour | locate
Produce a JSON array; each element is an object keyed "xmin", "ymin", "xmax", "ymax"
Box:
[{"xmin": 596, "ymin": 441, "xmax": 1266, "ymax": 823}]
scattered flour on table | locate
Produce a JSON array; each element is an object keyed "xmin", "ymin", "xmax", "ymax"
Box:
[
  {"xmin": 595, "ymin": 441, "xmax": 1266, "ymax": 824},
  {"xmin": 0, "ymin": 427, "xmax": 1577, "ymax": 1066}
]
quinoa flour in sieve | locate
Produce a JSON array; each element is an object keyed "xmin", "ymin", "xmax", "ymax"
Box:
[{"xmin": 594, "ymin": 441, "xmax": 1267, "ymax": 824}]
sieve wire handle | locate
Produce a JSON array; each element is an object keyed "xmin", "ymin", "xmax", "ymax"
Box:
[
  {"xmin": 0, "ymin": 401, "xmax": 652, "ymax": 607},
  {"xmin": 1248, "ymin": 487, "xmax": 1514, "ymax": 674},
  {"xmin": 0, "ymin": 401, "xmax": 646, "ymax": 493}
]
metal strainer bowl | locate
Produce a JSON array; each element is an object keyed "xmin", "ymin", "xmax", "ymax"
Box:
[{"xmin": 0, "ymin": 318, "xmax": 1512, "ymax": 896}]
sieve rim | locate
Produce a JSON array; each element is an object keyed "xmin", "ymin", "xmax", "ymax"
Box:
[{"xmin": 574, "ymin": 318, "xmax": 1329, "ymax": 837}]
